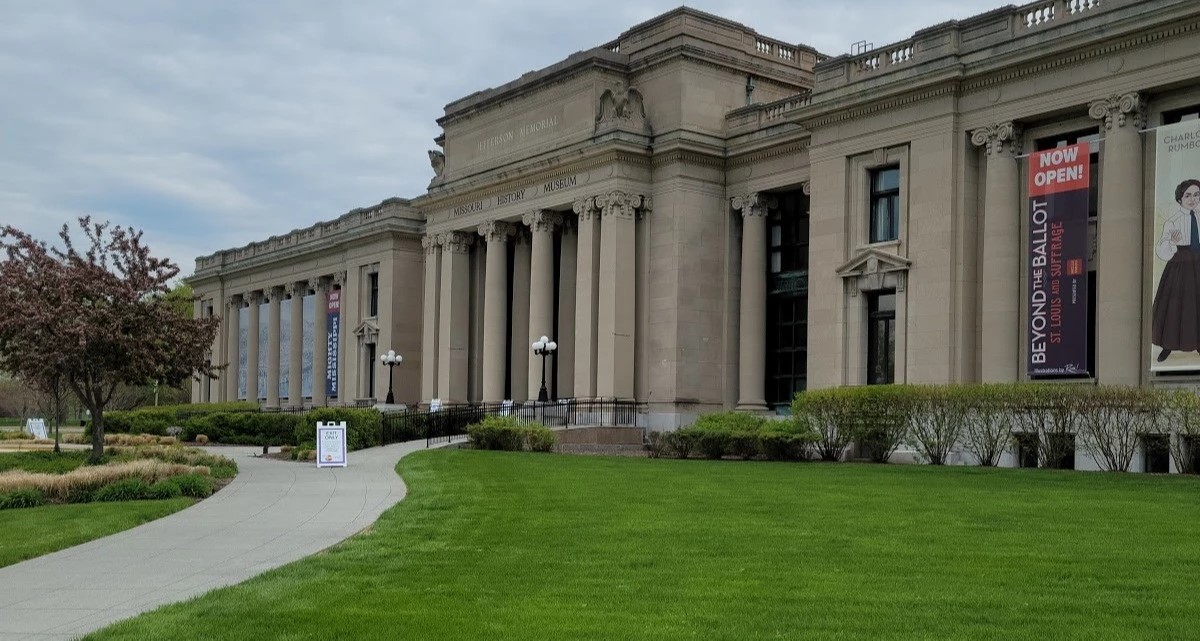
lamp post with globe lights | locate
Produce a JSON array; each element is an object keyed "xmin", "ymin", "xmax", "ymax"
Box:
[
  {"xmin": 379, "ymin": 349, "xmax": 402, "ymax": 405},
  {"xmin": 532, "ymin": 336, "xmax": 557, "ymax": 402}
]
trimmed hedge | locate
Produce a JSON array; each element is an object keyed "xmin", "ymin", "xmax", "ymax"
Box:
[
  {"xmin": 655, "ymin": 411, "xmax": 817, "ymax": 461},
  {"xmin": 467, "ymin": 416, "xmax": 557, "ymax": 452}
]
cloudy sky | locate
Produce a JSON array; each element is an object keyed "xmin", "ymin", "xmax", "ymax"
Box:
[{"xmin": 0, "ymin": 0, "xmax": 1003, "ymax": 275}]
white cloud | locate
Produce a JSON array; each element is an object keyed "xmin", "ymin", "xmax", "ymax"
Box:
[{"xmin": 0, "ymin": 0, "xmax": 1004, "ymax": 270}]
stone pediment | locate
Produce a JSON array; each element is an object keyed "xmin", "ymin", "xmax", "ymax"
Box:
[
  {"xmin": 353, "ymin": 318, "xmax": 380, "ymax": 342},
  {"xmin": 836, "ymin": 248, "xmax": 911, "ymax": 295}
]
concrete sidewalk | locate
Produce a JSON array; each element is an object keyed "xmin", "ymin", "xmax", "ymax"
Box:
[{"xmin": 0, "ymin": 439, "xmax": 430, "ymax": 641}]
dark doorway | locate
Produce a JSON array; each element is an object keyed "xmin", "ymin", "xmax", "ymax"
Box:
[
  {"xmin": 765, "ymin": 189, "xmax": 810, "ymax": 409},
  {"xmin": 1143, "ymin": 434, "xmax": 1170, "ymax": 474}
]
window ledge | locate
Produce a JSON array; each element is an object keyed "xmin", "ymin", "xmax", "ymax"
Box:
[{"xmin": 857, "ymin": 239, "xmax": 901, "ymax": 252}]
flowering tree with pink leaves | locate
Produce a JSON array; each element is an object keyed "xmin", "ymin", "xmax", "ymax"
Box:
[{"xmin": 0, "ymin": 218, "xmax": 220, "ymax": 461}]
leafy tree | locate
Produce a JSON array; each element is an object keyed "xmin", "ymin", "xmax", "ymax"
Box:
[{"xmin": 0, "ymin": 218, "xmax": 220, "ymax": 461}]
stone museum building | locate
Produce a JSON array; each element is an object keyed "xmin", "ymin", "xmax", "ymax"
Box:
[{"xmin": 189, "ymin": 0, "xmax": 1200, "ymax": 440}]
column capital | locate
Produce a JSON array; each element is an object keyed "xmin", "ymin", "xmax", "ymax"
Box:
[
  {"xmin": 226, "ymin": 293, "xmax": 243, "ymax": 308},
  {"xmin": 477, "ymin": 220, "xmax": 516, "ymax": 243},
  {"xmin": 331, "ymin": 270, "xmax": 347, "ymax": 285},
  {"xmin": 573, "ymin": 196, "xmax": 599, "ymax": 221},
  {"xmin": 284, "ymin": 280, "xmax": 307, "ymax": 297},
  {"xmin": 970, "ymin": 121, "xmax": 1022, "ymax": 157},
  {"xmin": 246, "ymin": 290, "xmax": 264, "ymax": 305},
  {"xmin": 731, "ymin": 192, "xmax": 777, "ymax": 217},
  {"xmin": 522, "ymin": 210, "xmax": 562, "ymax": 232},
  {"xmin": 438, "ymin": 230, "xmax": 475, "ymax": 254},
  {"xmin": 596, "ymin": 191, "xmax": 649, "ymax": 219},
  {"xmin": 268, "ymin": 285, "xmax": 286, "ymax": 300},
  {"xmin": 421, "ymin": 234, "xmax": 441, "ymax": 254},
  {"xmin": 801, "ymin": 181, "xmax": 811, "ymax": 196},
  {"xmin": 1089, "ymin": 92, "xmax": 1146, "ymax": 130}
]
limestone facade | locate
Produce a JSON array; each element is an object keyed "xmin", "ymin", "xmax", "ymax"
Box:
[{"xmin": 191, "ymin": 0, "xmax": 1200, "ymax": 436}]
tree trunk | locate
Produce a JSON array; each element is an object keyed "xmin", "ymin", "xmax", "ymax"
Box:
[{"xmin": 89, "ymin": 407, "xmax": 104, "ymax": 463}]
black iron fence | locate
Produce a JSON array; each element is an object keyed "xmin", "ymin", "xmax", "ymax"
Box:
[{"xmin": 377, "ymin": 398, "xmax": 644, "ymax": 447}]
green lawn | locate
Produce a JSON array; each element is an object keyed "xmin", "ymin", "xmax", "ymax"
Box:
[
  {"xmin": 0, "ymin": 499, "xmax": 194, "ymax": 568},
  {"xmin": 88, "ymin": 451, "xmax": 1200, "ymax": 640}
]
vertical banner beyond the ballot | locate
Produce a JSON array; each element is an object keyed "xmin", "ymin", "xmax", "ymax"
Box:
[{"xmin": 1026, "ymin": 142, "xmax": 1090, "ymax": 376}]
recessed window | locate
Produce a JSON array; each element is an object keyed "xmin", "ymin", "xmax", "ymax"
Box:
[
  {"xmin": 368, "ymin": 272, "xmax": 379, "ymax": 317},
  {"xmin": 869, "ymin": 166, "xmax": 900, "ymax": 243},
  {"xmin": 867, "ymin": 290, "xmax": 895, "ymax": 385},
  {"xmin": 1163, "ymin": 105, "xmax": 1200, "ymax": 125}
]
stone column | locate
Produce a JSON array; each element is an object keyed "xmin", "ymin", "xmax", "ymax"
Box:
[
  {"xmin": 558, "ymin": 219, "xmax": 578, "ymax": 397},
  {"xmin": 438, "ymin": 231, "xmax": 474, "ymax": 404},
  {"xmin": 265, "ymin": 287, "xmax": 283, "ymax": 408},
  {"xmin": 510, "ymin": 231, "xmax": 532, "ymax": 400},
  {"xmin": 192, "ymin": 298, "xmax": 203, "ymax": 403},
  {"xmin": 225, "ymin": 295, "xmax": 242, "ymax": 401},
  {"xmin": 524, "ymin": 210, "xmax": 562, "ymax": 400},
  {"xmin": 420, "ymin": 236, "xmax": 441, "ymax": 402},
  {"xmin": 1090, "ymin": 93, "xmax": 1145, "ymax": 385},
  {"xmin": 312, "ymin": 278, "xmax": 333, "ymax": 406},
  {"xmin": 732, "ymin": 193, "xmax": 774, "ymax": 411},
  {"xmin": 246, "ymin": 291, "xmax": 262, "ymax": 403},
  {"xmin": 287, "ymin": 281, "xmax": 305, "ymax": 406},
  {"xmin": 596, "ymin": 191, "xmax": 647, "ymax": 399},
  {"xmin": 971, "ymin": 122, "xmax": 1023, "ymax": 383},
  {"xmin": 573, "ymin": 197, "xmax": 600, "ymax": 398},
  {"xmin": 478, "ymin": 221, "xmax": 514, "ymax": 402}
]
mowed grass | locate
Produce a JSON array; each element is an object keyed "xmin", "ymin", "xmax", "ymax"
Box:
[
  {"xmin": 88, "ymin": 451, "xmax": 1200, "ymax": 641},
  {"xmin": 0, "ymin": 450, "xmax": 90, "ymax": 474},
  {"xmin": 0, "ymin": 498, "xmax": 194, "ymax": 568}
]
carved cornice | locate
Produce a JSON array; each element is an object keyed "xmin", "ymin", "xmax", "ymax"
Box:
[
  {"xmin": 727, "ymin": 139, "xmax": 811, "ymax": 169},
  {"xmin": 731, "ymin": 192, "xmax": 778, "ymax": 217},
  {"xmin": 1088, "ymin": 92, "xmax": 1146, "ymax": 130},
  {"xmin": 439, "ymin": 231, "xmax": 475, "ymax": 254},
  {"xmin": 477, "ymin": 220, "xmax": 516, "ymax": 243},
  {"xmin": 970, "ymin": 122, "xmax": 1023, "ymax": 157},
  {"xmin": 800, "ymin": 83, "xmax": 958, "ymax": 130},
  {"xmin": 650, "ymin": 148, "xmax": 726, "ymax": 169},
  {"xmin": 573, "ymin": 196, "xmax": 599, "ymax": 221},
  {"xmin": 521, "ymin": 210, "xmax": 563, "ymax": 233},
  {"xmin": 836, "ymin": 248, "xmax": 912, "ymax": 296}
]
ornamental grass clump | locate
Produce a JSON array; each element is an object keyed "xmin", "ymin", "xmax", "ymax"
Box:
[{"xmin": 0, "ymin": 459, "xmax": 207, "ymax": 503}]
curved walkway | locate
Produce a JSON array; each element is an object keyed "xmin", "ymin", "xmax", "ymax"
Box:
[{"xmin": 0, "ymin": 439, "xmax": 430, "ymax": 641}]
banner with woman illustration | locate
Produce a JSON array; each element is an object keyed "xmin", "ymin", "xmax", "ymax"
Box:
[{"xmin": 1151, "ymin": 120, "xmax": 1200, "ymax": 371}]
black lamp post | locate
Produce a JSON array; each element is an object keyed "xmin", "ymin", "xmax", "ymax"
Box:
[
  {"xmin": 532, "ymin": 335, "xmax": 557, "ymax": 402},
  {"xmin": 380, "ymin": 349, "xmax": 402, "ymax": 405}
]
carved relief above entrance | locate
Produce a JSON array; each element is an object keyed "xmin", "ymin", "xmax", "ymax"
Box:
[{"xmin": 836, "ymin": 248, "xmax": 912, "ymax": 296}]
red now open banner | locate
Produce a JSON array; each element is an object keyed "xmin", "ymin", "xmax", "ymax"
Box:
[{"xmin": 1026, "ymin": 142, "xmax": 1090, "ymax": 376}]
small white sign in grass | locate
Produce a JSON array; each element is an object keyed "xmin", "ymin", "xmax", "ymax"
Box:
[
  {"xmin": 316, "ymin": 422, "xmax": 347, "ymax": 468},
  {"xmin": 25, "ymin": 418, "xmax": 48, "ymax": 440}
]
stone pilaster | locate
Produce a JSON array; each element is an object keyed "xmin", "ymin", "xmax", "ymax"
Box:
[
  {"xmin": 478, "ymin": 221, "xmax": 514, "ymax": 402},
  {"xmin": 732, "ymin": 192, "xmax": 775, "ymax": 411},
  {"xmin": 287, "ymin": 281, "xmax": 305, "ymax": 406},
  {"xmin": 573, "ymin": 196, "xmax": 600, "ymax": 398},
  {"xmin": 245, "ymin": 291, "xmax": 262, "ymax": 403},
  {"xmin": 420, "ymin": 236, "xmax": 441, "ymax": 402},
  {"xmin": 438, "ymin": 231, "xmax": 474, "ymax": 404},
  {"xmin": 596, "ymin": 191, "xmax": 648, "ymax": 399},
  {"xmin": 311, "ymin": 278, "xmax": 331, "ymax": 406},
  {"xmin": 523, "ymin": 210, "xmax": 562, "ymax": 399},
  {"xmin": 1090, "ymin": 92, "xmax": 1145, "ymax": 384},
  {"xmin": 266, "ymin": 286, "xmax": 283, "ymax": 408},
  {"xmin": 225, "ymin": 295, "xmax": 242, "ymax": 401},
  {"xmin": 970, "ymin": 122, "xmax": 1022, "ymax": 382},
  {"xmin": 510, "ymin": 230, "xmax": 532, "ymax": 401},
  {"xmin": 558, "ymin": 218, "xmax": 578, "ymax": 397}
]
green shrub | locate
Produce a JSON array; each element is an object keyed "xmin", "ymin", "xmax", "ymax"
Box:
[
  {"xmin": 304, "ymin": 408, "xmax": 382, "ymax": 451},
  {"xmin": 171, "ymin": 474, "xmax": 215, "ymax": 498},
  {"xmin": 644, "ymin": 432, "xmax": 669, "ymax": 458},
  {"xmin": 695, "ymin": 429, "xmax": 731, "ymax": 460},
  {"xmin": 525, "ymin": 425, "xmax": 557, "ymax": 452},
  {"xmin": 0, "ymin": 488, "xmax": 45, "ymax": 510},
  {"xmin": 146, "ymin": 479, "xmax": 183, "ymax": 500},
  {"xmin": 468, "ymin": 416, "xmax": 525, "ymax": 451},
  {"xmin": 94, "ymin": 478, "xmax": 152, "ymax": 502},
  {"xmin": 665, "ymin": 430, "xmax": 695, "ymax": 459},
  {"xmin": 760, "ymin": 430, "xmax": 814, "ymax": 461}
]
